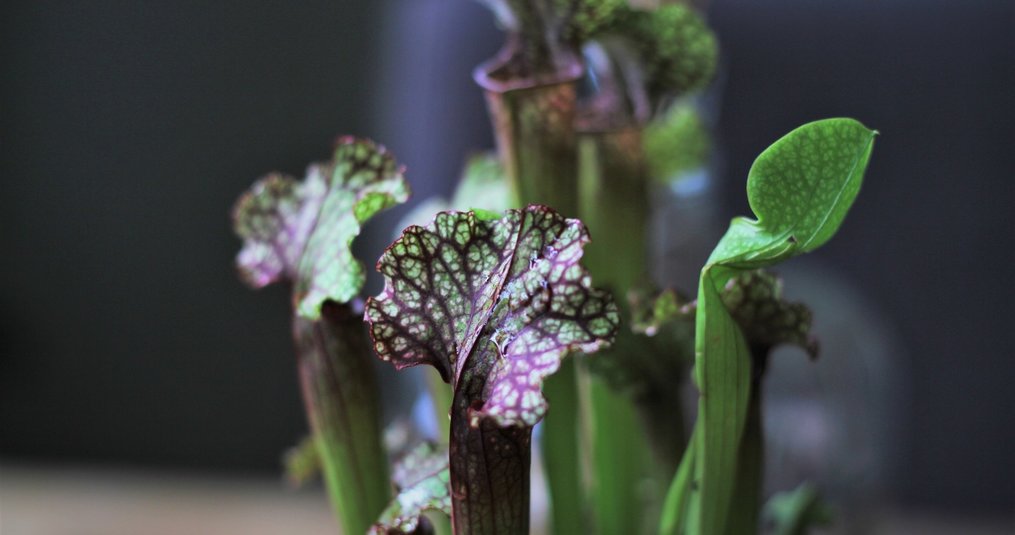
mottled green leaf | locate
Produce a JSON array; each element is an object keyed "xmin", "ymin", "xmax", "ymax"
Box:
[
  {"xmin": 366, "ymin": 205, "xmax": 618, "ymax": 428},
  {"xmin": 557, "ymin": 0, "xmax": 626, "ymax": 43},
  {"xmin": 232, "ymin": 137, "xmax": 410, "ymax": 319},
  {"xmin": 666, "ymin": 119, "xmax": 876, "ymax": 535},
  {"xmin": 628, "ymin": 272, "xmax": 816, "ymax": 360},
  {"xmin": 722, "ymin": 270, "xmax": 818, "ymax": 360},
  {"xmin": 605, "ymin": 5, "xmax": 717, "ymax": 95},
  {"xmin": 708, "ymin": 119, "xmax": 877, "ymax": 267},
  {"xmin": 371, "ymin": 443, "xmax": 452, "ymax": 534},
  {"xmin": 630, "ymin": 287, "xmax": 695, "ymax": 337},
  {"xmin": 367, "ymin": 205, "xmax": 617, "ymax": 532}
]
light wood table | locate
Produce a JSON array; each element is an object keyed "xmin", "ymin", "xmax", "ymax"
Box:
[{"xmin": 1, "ymin": 463, "xmax": 1011, "ymax": 534}]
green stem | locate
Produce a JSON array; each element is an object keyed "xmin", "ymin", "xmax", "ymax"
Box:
[
  {"xmin": 541, "ymin": 359, "xmax": 588, "ymax": 534},
  {"xmin": 576, "ymin": 127, "xmax": 648, "ymax": 291},
  {"xmin": 724, "ymin": 356, "xmax": 766, "ymax": 535},
  {"xmin": 292, "ymin": 302, "xmax": 391, "ymax": 535},
  {"xmin": 577, "ymin": 127, "xmax": 672, "ymax": 534},
  {"xmin": 475, "ymin": 54, "xmax": 583, "ymax": 217},
  {"xmin": 580, "ymin": 369, "xmax": 657, "ymax": 535},
  {"xmin": 659, "ymin": 427, "xmax": 699, "ymax": 535}
]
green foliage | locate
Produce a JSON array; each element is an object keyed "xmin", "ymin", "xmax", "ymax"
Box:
[
  {"xmin": 282, "ymin": 435, "xmax": 321, "ymax": 488},
  {"xmin": 707, "ymin": 119, "xmax": 876, "ymax": 266},
  {"xmin": 372, "ymin": 443, "xmax": 452, "ymax": 534},
  {"xmin": 366, "ymin": 205, "xmax": 618, "ymax": 428},
  {"xmin": 587, "ymin": 287, "xmax": 695, "ymax": 403},
  {"xmin": 232, "ymin": 137, "xmax": 410, "ymax": 319},
  {"xmin": 605, "ymin": 4, "xmax": 718, "ymax": 95},
  {"xmin": 229, "ymin": 2, "xmax": 881, "ymax": 531},
  {"xmin": 662, "ymin": 118, "xmax": 876, "ymax": 535},
  {"xmin": 765, "ymin": 483, "xmax": 833, "ymax": 535},
  {"xmin": 557, "ymin": 0, "xmax": 626, "ymax": 43},
  {"xmin": 630, "ymin": 287, "xmax": 695, "ymax": 337},
  {"xmin": 366, "ymin": 205, "xmax": 618, "ymax": 533},
  {"xmin": 643, "ymin": 102, "xmax": 711, "ymax": 181},
  {"xmin": 232, "ymin": 139, "xmax": 409, "ymax": 535},
  {"xmin": 721, "ymin": 270, "xmax": 818, "ymax": 359},
  {"xmin": 451, "ymin": 153, "xmax": 513, "ymax": 211}
]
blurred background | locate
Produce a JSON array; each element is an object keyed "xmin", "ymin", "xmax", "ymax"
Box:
[{"xmin": 1, "ymin": 0, "xmax": 1012, "ymax": 533}]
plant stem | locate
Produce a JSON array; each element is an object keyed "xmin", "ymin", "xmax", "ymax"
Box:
[
  {"xmin": 576, "ymin": 127, "xmax": 649, "ymax": 291},
  {"xmin": 723, "ymin": 351, "xmax": 766, "ymax": 535},
  {"xmin": 476, "ymin": 45, "xmax": 587, "ymax": 535},
  {"xmin": 659, "ymin": 426, "xmax": 699, "ymax": 535},
  {"xmin": 541, "ymin": 359, "xmax": 588, "ymax": 534},
  {"xmin": 577, "ymin": 126, "xmax": 667, "ymax": 534},
  {"xmin": 292, "ymin": 302, "xmax": 390, "ymax": 535},
  {"xmin": 475, "ymin": 53, "xmax": 583, "ymax": 218},
  {"xmin": 576, "ymin": 131, "xmax": 697, "ymax": 501},
  {"xmin": 449, "ymin": 388, "xmax": 531, "ymax": 534},
  {"xmin": 580, "ymin": 371, "xmax": 657, "ymax": 534}
]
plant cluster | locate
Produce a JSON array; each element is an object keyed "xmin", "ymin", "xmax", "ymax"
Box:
[{"xmin": 231, "ymin": 2, "xmax": 876, "ymax": 534}]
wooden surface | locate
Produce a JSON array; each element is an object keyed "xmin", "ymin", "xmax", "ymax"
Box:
[
  {"xmin": 0, "ymin": 463, "xmax": 1011, "ymax": 534},
  {"xmin": 0, "ymin": 464, "xmax": 338, "ymax": 535}
]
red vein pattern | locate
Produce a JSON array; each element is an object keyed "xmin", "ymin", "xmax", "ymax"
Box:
[
  {"xmin": 366, "ymin": 205, "xmax": 618, "ymax": 428},
  {"xmin": 232, "ymin": 137, "xmax": 409, "ymax": 319},
  {"xmin": 365, "ymin": 205, "xmax": 618, "ymax": 533}
]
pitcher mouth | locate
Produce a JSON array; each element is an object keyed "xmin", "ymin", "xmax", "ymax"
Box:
[{"xmin": 473, "ymin": 42, "xmax": 584, "ymax": 94}]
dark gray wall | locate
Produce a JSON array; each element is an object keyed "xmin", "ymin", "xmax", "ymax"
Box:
[
  {"xmin": 709, "ymin": 0, "xmax": 1014, "ymax": 509},
  {"xmin": 2, "ymin": 0, "xmax": 1012, "ymax": 512},
  {"xmin": 0, "ymin": 0, "xmax": 384, "ymax": 470}
]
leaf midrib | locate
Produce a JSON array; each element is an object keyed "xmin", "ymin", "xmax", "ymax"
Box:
[{"xmin": 453, "ymin": 213, "xmax": 526, "ymax": 387}]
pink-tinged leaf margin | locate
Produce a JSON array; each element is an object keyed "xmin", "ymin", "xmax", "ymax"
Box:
[
  {"xmin": 232, "ymin": 137, "xmax": 410, "ymax": 319},
  {"xmin": 365, "ymin": 205, "xmax": 619, "ymax": 429},
  {"xmin": 370, "ymin": 442, "xmax": 452, "ymax": 534}
]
